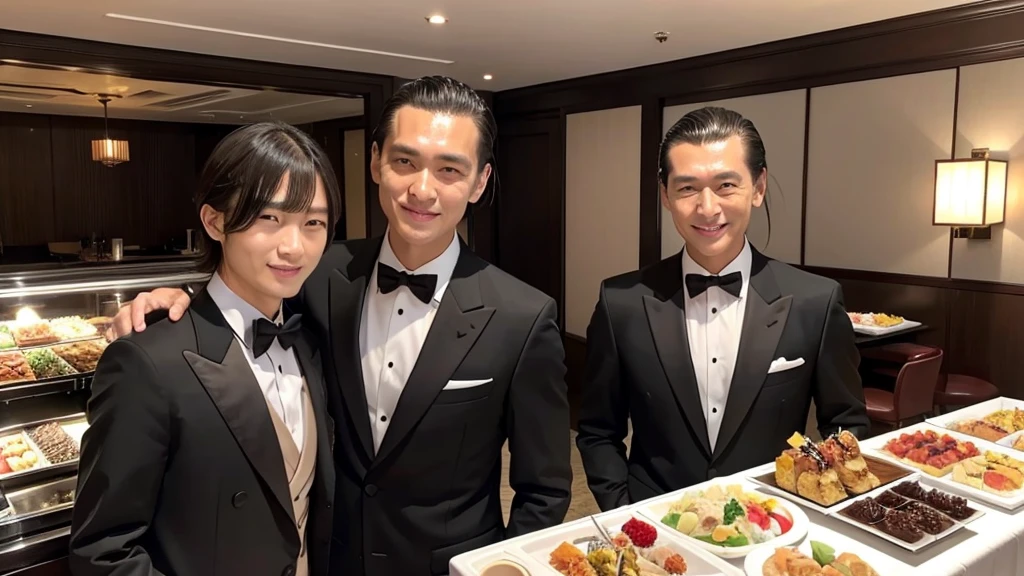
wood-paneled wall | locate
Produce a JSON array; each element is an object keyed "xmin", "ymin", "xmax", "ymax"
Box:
[{"xmin": 0, "ymin": 112, "xmax": 359, "ymax": 251}]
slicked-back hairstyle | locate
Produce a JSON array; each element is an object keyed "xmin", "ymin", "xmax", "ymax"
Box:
[
  {"xmin": 371, "ymin": 75, "xmax": 496, "ymax": 171},
  {"xmin": 194, "ymin": 121, "xmax": 342, "ymax": 273}
]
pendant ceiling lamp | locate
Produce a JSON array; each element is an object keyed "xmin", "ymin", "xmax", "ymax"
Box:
[{"xmin": 91, "ymin": 96, "xmax": 129, "ymax": 167}]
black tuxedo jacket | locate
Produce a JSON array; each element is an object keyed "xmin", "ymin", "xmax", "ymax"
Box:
[
  {"xmin": 298, "ymin": 236, "xmax": 572, "ymax": 576},
  {"xmin": 69, "ymin": 290, "xmax": 335, "ymax": 576},
  {"xmin": 576, "ymin": 247, "xmax": 869, "ymax": 511}
]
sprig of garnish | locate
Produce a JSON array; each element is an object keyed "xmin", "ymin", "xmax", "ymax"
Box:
[{"xmin": 723, "ymin": 498, "xmax": 744, "ymax": 524}]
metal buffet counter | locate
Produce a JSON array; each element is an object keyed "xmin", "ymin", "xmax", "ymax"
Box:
[{"xmin": 0, "ymin": 261, "xmax": 209, "ymax": 575}]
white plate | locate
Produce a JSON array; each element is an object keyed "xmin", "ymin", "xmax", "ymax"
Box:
[
  {"xmin": 925, "ymin": 396, "xmax": 1024, "ymax": 438},
  {"xmin": 996, "ymin": 429, "xmax": 1024, "ymax": 452},
  {"xmin": 742, "ymin": 539, "xmax": 891, "ymax": 576},
  {"xmin": 861, "ymin": 424, "xmax": 1024, "ymax": 510},
  {"xmin": 827, "ymin": 473, "xmax": 971, "ymax": 552},
  {"xmin": 847, "ymin": 313, "xmax": 921, "ymax": 336},
  {"xmin": 634, "ymin": 482, "xmax": 809, "ymax": 560},
  {"xmin": 516, "ymin": 509, "xmax": 741, "ymax": 576}
]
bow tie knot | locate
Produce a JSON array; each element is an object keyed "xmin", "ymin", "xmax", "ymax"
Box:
[
  {"xmin": 251, "ymin": 314, "xmax": 302, "ymax": 358},
  {"xmin": 377, "ymin": 263, "xmax": 437, "ymax": 304},
  {"xmin": 685, "ymin": 271, "xmax": 743, "ymax": 298}
]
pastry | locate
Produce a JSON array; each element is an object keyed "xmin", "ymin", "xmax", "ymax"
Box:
[
  {"xmin": 826, "ymin": 552, "xmax": 880, "ymax": 576},
  {"xmin": 762, "ymin": 547, "xmax": 821, "ymax": 576},
  {"xmin": 818, "ymin": 430, "xmax": 881, "ymax": 494},
  {"xmin": 775, "ymin": 433, "xmax": 849, "ymax": 506},
  {"xmin": 951, "ymin": 454, "xmax": 1024, "ymax": 494},
  {"xmin": 951, "ymin": 419, "xmax": 1012, "ymax": 442}
]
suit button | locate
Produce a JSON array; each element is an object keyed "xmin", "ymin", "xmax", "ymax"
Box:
[
  {"xmin": 364, "ymin": 484, "xmax": 378, "ymax": 497},
  {"xmin": 282, "ymin": 565, "xmax": 295, "ymax": 576},
  {"xmin": 232, "ymin": 491, "xmax": 248, "ymax": 508},
  {"xmin": 708, "ymin": 468, "xmax": 718, "ymax": 479}
]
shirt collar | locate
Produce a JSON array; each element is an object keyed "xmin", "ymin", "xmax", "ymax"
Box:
[
  {"xmin": 682, "ymin": 238, "xmax": 752, "ymax": 299},
  {"xmin": 205, "ymin": 271, "xmax": 283, "ymax": 350},
  {"xmin": 376, "ymin": 227, "xmax": 461, "ymax": 304}
]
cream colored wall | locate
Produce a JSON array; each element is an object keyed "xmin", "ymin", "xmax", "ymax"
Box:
[
  {"xmin": 343, "ymin": 129, "xmax": 367, "ymax": 239},
  {"xmin": 661, "ymin": 90, "xmax": 806, "ymax": 264},
  {"xmin": 950, "ymin": 58, "xmax": 1024, "ymax": 284},
  {"xmin": 803, "ymin": 70, "xmax": 956, "ymax": 277},
  {"xmin": 564, "ymin": 106, "xmax": 642, "ymax": 337}
]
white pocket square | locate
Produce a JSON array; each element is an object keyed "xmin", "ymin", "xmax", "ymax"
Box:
[
  {"xmin": 768, "ymin": 357, "xmax": 805, "ymax": 374},
  {"xmin": 442, "ymin": 378, "xmax": 493, "ymax": 390}
]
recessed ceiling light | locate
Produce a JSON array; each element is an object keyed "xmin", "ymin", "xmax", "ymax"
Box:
[
  {"xmin": 105, "ymin": 13, "xmax": 454, "ymax": 64},
  {"xmin": 483, "ymin": 74, "xmax": 493, "ymax": 80},
  {"xmin": 427, "ymin": 15, "xmax": 448, "ymax": 24}
]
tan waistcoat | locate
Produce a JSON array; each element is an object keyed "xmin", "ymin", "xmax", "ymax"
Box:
[{"xmin": 265, "ymin": 385, "xmax": 317, "ymax": 576}]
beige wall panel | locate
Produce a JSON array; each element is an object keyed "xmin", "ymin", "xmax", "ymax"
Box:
[
  {"xmin": 951, "ymin": 57, "xmax": 1024, "ymax": 284},
  {"xmin": 344, "ymin": 129, "xmax": 367, "ymax": 239},
  {"xmin": 565, "ymin": 106, "xmax": 642, "ymax": 337},
  {"xmin": 661, "ymin": 90, "xmax": 806, "ymax": 263},
  {"xmin": 804, "ymin": 70, "xmax": 956, "ymax": 276}
]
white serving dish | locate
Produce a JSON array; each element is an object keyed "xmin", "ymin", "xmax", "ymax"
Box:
[
  {"xmin": 847, "ymin": 313, "xmax": 921, "ymax": 336},
  {"xmin": 996, "ymin": 429, "xmax": 1024, "ymax": 452},
  {"xmin": 826, "ymin": 472, "xmax": 973, "ymax": 552},
  {"xmin": 742, "ymin": 537, "xmax": 898, "ymax": 576},
  {"xmin": 861, "ymin": 423, "xmax": 1024, "ymax": 510},
  {"xmin": 448, "ymin": 544, "xmax": 549, "ymax": 576},
  {"xmin": 518, "ymin": 509, "xmax": 742, "ymax": 576},
  {"xmin": 634, "ymin": 481, "xmax": 809, "ymax": 560},
  {"xmin": 925, "ymin": 396, "xmax": 1024, "ymax": 437}
]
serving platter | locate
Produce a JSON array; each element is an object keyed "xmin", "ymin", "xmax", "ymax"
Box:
[
  {"xmin": 634, "ymin": 481, "xmax": 809, "ymax": 560},
  {"xmin": 861, "ymin": 423, "xmax": 1024, "ymax": 510}
]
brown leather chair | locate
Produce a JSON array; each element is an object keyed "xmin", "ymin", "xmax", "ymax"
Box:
[
  {"xmin": 864, "ymin": 349, "xmax": 944, "ymax": 428},
  {"xmin": 933, "ymin": 373, "xmax": 1000, "ymax": 413}
]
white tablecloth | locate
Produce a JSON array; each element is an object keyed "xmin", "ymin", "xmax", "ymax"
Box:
[{"xmin": 452, "ymin": 463, "xmax": 1024, "ymax": 576}]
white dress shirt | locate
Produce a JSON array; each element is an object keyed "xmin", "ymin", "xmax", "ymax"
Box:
[
  {"xmin": 360, "ymin": 230, "xmax": 461, "ymax": 453},
  {"xmin": 207, "ymin": 273, "xmax": 306, "ymax": 450},
  {"xmin": 682, "ymin": 239, "xmax": 752, "ymax": 452}
]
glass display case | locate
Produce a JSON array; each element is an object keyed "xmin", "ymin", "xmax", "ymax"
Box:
[{"xmin": 0, "ymin": 261, "xmax": 209, "ymax": 575}]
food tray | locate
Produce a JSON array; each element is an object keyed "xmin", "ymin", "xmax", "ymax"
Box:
[
  {"xmin": 0, "ymin": 350, "xmax": 36, "ymax": 387},
  {"xmin": 925, "ymin": 397, "xmax": 1024, "ymax": 438},
  {"xmin": 634, "ymin": 481, "xmax": 809, "ymax": 560},
  {"xmin": 748, "ymin": 453, "xmax": 914, "ymax": 515},
  {"xmin": 0, "ymin": 431, "xmax": 51, "ymax": 479},
  {"xmin": 0, "ymin": 414, "xmax": 84, "ymax": 490},
  {"xmin": 23, "ymin": 348, "xmax": 78, "ymax": 380},
  {"xmin": 847, "ymin": 312, "xmax": 921, "ymax": 336},
  {"xmin": 996, "ymin": 429, "xmax": 1024, "ymax": 452},
  {"xmin": 519, "ymin": 509, "xmax": 741, "ymax": 576},
  {"xmin": 826, "ymin": 473, "xmax": 975, "ymax": 552},
  {"xmin": 861, "ymin": 423, "xmax": 1024, "ymax": 510}
]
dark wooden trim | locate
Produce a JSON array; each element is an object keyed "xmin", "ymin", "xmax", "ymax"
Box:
[
  {"xmin": 947, "ymin": 68, "xmax": 961, "ymax": 279},
  {"xmin": 564, "ymin": 332, "xmax": 587, "ymax": 344},
  {"xmin": 558, "ymin": 110, "xmax": 568, "ymax": 332},
  {"xmin": 799, "ymin": 88, "xmax": 812, "ymax": 266},
  {"xmin": 639, "ymin": 99, "xmax": 663, "ymax": 268},
  {"xmin": 494, "ymin": 1, "xmax": 1024, "ymax": 118},
  {"xmin": 0, "ymin": 28, "xmax": 395, "ymax": 239},
  {"xmin": 802, "ymin": 265, "xmax": 1024, "ymax": 297}
]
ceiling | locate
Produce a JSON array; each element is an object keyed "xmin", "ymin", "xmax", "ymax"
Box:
[
  {"xmin": 0, "ymin": 61, "xmax": 363, "ymax": 124},
  {"xmin": 2, "ymin": 0, "xmax": 980, "ymax": 92}
]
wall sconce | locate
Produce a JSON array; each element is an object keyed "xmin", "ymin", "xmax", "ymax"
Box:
[{"xmin": 933, "ymin": 148, "xmax": 1007, "ymax": 239}]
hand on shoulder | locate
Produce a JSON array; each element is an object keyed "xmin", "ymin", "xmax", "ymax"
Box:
[{"xmin": 107, "ymin": 287, "xmax": 192, "ymax": 341}]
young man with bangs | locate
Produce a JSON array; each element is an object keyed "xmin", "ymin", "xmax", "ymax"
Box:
[
  {"xmin": 69, "ymin": 121, "xmax": 342, "ymax": 576},
  {"xmin": 105, "ymin": 77, "xmax": 572, "ymax": 576}
]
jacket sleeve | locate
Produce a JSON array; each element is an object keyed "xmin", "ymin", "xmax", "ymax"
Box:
[
  {"xmin": 505, "ymin": 298, "xmax": 573, "ymax": 537},
  {"xmin": 575, "ymin": 282, "xmax": 631, "ymax": 511},
  {"xmin": 813, "ymin": 284, "xmax": 870, "ymax": 439},
  {"xmin": 69, "ymin": 338, "xmax": 170, "ymax": 576}
]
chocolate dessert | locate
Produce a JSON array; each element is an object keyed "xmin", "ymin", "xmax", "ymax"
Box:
[
  {"xmin": 923, "ymin": 489, "xmax": 973, "ymax": 521},
  {"xmin": 903, "ymin": 501, "xmax": 955, "ymax": 535},
  {"xmin": 892, "ymin": 480, "xmax": 929, "ymax": 501},
  {"xmin": 881, "ymin": 509, "xmax": 925, "ymax": 543},
  {"xmin": 27, "ymin": 422, "xmax": 79, "ymax": 464},
  {"xmin": 875, "ymin": 490, "xmax": 909, "ymax": 509},
  {"xmin": 840, "ymin": 497, "xmax": 886, "ymax": 524}
]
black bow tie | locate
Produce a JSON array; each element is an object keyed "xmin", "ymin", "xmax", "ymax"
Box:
[
  {"xmin": 251, "ymin": 314, "xmax": 302, "ymax": 358},
  {"xmin": 377, "ymin": 263, "xmax": 437, "ymax": 304},
  {"xmin": 685, "ymin": 271, "xmax": 743, "ymax": 298}
]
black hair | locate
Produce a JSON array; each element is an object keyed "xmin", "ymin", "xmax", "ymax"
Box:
[
  {"xmin": 371, "ymin": 75, "xmax": 497, "ymax": 172},
  {"xmin": 194, "ymin": 121, "xmax": 342, "ymax": 273},
  {"xmin": 658, "ymin": 106, "xmax": 772, "ymax": 242}
]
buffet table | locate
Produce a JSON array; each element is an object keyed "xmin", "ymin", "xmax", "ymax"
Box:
[{"xmin": 451, "ymin": 398, "xmax": 1024, "ymax": 576}]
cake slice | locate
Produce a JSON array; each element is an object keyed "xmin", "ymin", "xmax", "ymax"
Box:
[
  {"xmin": 775, "ymin": 433, "xmax": 848, "ymax": 506},
  {"xmin": 819, "ymin": 430, "xmax": 881, "ymax": 494}
]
